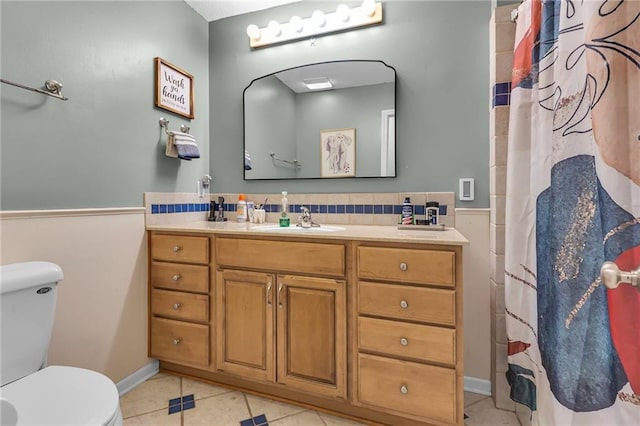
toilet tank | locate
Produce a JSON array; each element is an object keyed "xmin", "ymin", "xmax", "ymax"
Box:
[{"xmin": 0, "ymin": 262, "xmax": 63, "ymax": 386}]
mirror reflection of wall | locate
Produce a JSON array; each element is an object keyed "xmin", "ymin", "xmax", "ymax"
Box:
[{"xmin": 244, "ymin": 60, "xmax": 396, "ymax": 180}]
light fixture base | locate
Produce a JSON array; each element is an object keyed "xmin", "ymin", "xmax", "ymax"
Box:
[{"xmin": 248, "ymin": 2, "xmax": 383, "ymax": 48}]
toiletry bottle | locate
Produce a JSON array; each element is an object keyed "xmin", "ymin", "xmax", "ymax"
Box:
[
  {"xmin": 236, "ymin": 194, "xmax": 247, "ymax": 222},
  {"xmin": 402, "ymin": 197, "xmax": 414, "ymax": 225},
  {"xmin": 426, "ymin": 201, "xmax": 439, "ymax": 225},
  {"xmin": 279, "ymin": 191, "xmax": 290, "ymax": 227}
]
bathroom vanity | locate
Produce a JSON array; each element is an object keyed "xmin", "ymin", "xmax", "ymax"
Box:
[{"xmin": 147, "ymin": 222, "xmax": 468, "ymax": 426}]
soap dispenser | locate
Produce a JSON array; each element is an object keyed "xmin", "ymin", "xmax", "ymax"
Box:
[{"xmin": 279, "ymin": 191, "xmax": 290, "ymax": 227}]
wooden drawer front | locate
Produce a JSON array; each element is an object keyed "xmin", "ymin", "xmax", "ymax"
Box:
[
  {"xmin": 151, "ymin": 261, "xmax": 209, "ymax": 293},
  {"xmin": 151, "ymin": 234, "xmax": 209, "ymax": 264},
  {"xmin": 216, "ymin": 238, "xmax": 345, "ymax": 277},
  {"xmin": 151, "ymin": 289, "xmax": 209, "ymax": 323},
  {"xmin": 359, "ymin": 282, "xmax": 455, "ymax": 326},
  {"xmin": 358, "ymin": 246, "xmax": 455, "ymax": 287},
  {"xmin": 358, "ymin": 317, "xmax": 455, "ymax": 365},
  {"xmin": 150, "ymin": 317, "xmax": 209, "ymax": 366},
  {"xmin": 358, "ymin": 353, "xmax": 456, "ymax": 423}
]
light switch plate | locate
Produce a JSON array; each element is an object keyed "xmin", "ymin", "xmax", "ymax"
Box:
[{"xmin": 459, "ymin": 178, "xmax": 474, "ymax": 201}]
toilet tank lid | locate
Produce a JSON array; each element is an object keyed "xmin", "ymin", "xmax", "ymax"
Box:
[{"xmin": 0, "ymin": 261, "xmax": 63, "ymax": 294}]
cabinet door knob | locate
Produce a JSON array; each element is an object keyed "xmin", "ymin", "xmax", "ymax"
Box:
[
  {"xmin": 400, "ymin": 300, "xmax": 408, "ymax": 309},
  {"xmin": 173, "ymin": 338, "xmax": 181, "ymax": 345},
  {"xmin": 400, "ymin": 385, "xmax": 408, "ymax": 394},
  {"xmin": 400, "ymin": 337, "xmax": 408, "ymax": 346},
  {"xmin": 172, "ymin": 274, "xmax": 181, "ymax": 281},
  {"xmin": 266, "ymin": 282, "xmax": 273, "ymax": 306},
  {"xmin": 172, "ymin": 246, "xmax": 182, "ymax": 253},
  {"xmin": 399, "ymin": 262, "xmax": 408, "ymax": 271},
  {"xmin": 172, "ymin": 303, "xmax": 181, "ymax": 310}
]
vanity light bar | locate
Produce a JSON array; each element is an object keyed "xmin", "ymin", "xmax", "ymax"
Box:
[{"xmin": 246, "ymin": 1, "xmax": 383, "ymax": 48}]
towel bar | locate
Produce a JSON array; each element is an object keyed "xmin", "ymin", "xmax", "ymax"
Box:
[
  {"xmin": 1, "ymin": 78, "xmax": 68, "ymax": 101},
  {"xmin": 159, "ymin": 117, "xmax": 190, "ymax": 135}
]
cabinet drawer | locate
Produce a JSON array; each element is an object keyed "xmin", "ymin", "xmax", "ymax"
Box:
[
  {"xmin": 151, "ymin": 234, "xmax": 209, "ymax": 264},
  {"xmin": 151, "ymin": 289, "xmax": 209, "ymax": 323},
  {"xmin": 216, "ymin": 238, "xmax": 345, "ymax": 277},
  {"xmin": 358, "ymin": 246, "xmax": 455, "ymax": 287},
  {"xmin": 151, "ymin": 261, "xmax": 209, "ymax": 293},
  {"xmin": 150, "ymin": 317, "xmax": 209, "ymax": 366},
  {"xmin": 359, "ymin": 281, "xmax": 455, "ymax": 326},
  {"xmin": 358, "ymin": 317, "xmax": 455, "ymax": 365},
  {"xmin": 358, "ymin": 353, "xmax": 456, "ymax": 423}
]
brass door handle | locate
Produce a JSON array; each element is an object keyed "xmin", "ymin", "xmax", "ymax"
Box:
[
  {"xmin": 266, "ymin": 281, "xmax": 273, "ymax": 306},
  {"xmin": 277, "ymin": 283, "xmax": 284, "ymax": 308}
]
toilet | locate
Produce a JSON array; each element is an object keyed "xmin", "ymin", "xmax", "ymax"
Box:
[{"xmin": 0, "ymin": 262, "xmax": 123, "ymax": 426}]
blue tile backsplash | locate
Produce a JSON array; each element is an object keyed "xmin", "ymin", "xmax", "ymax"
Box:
[
  {"xmin": 150, "ymin": 202, "xmax": 448, "ymax": 217},
  {"xmin": 144, "ymin": 191, "xmax": 456, "ymax": 228}
]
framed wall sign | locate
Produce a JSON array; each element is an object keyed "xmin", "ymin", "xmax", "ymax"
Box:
[
  {"xmin": 321, "ymin": 128, "xmax": 356, "ymax": 178},
  {"xmin": 154, "ymin": 57, "xmax": 194, "ymax": 119}
]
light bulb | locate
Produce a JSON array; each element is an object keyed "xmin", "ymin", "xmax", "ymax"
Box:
[
  {"xmin": 336, "ymin": 4, "xmax": 350, "ymax": 22},
  {"xmin": 289, "ymin": 15, "xmax": 303, "ymax": 33},
  {"xmin": 311, "ymin": 10, "xmax": 326, "ymax": 28},
  {"xmin": 246, "ymin": 24, "xmax": 260, "ymax": 40},
  {"xmin": 268, "ymin": 20, "xmax": 281, "ymax": 37},
  {"xmin": 361, "ymin": 0, "xmax": 376, "ymax": 17}
]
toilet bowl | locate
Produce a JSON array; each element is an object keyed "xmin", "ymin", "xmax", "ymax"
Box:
[
  {"xmin": 0, "ymin": 366, "xmax": 123, "ymax": 426},
  {"xmin": 0, "ymin": 262, "xmax": 123, "ymax": 426}
]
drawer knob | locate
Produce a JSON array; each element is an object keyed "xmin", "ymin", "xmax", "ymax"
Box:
[
  {"xmin": 172, "ymin": 274, "xmax": 181, "ymax": 281},
  {"xmin": 172, "ymin": 303, "xmax": 181, "ymax": 310},
  {"xmin": 399, "ymin": 262, "xmax": 408, "ymax": 271},
  {"xmin": 400, "ymin": 385, "xmax": 408, "ymax": 395},
  {"xmin": 173, "ymin": 338, "xmax": 181, "ymax": 345},
  {"xmin": 172, "ymin": 246, "xmax": 182, "ymax": 253},
  {"xmin": 400, "ymin": 337, "xmax": 408, "ymax": 346},
  {"xmin": 400, "ymin": 300, "xmax": 408, "ymax": 309}
]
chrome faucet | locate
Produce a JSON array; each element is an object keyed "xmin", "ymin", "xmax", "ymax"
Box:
[{"xmin": 297, "ymin": 206, "xmax": 318, "ymax": 228}]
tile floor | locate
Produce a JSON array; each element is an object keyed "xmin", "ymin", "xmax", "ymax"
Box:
[{"xmin": 120, "ymin": 373, "xmax": 521, "ymax": 425}]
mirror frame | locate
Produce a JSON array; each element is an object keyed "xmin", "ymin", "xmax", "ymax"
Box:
[{"xmin": 242, "ymin": 59, "xmax": 397, "ymax": 181}]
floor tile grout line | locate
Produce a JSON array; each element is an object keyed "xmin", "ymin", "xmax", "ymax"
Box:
[
  {"xmin": 180, "ymin": 377, "xmax": 185, "ymax": 426},
  {"xmin": 243, "ymin": 392, "xmax": 255, "ymax": 421},
  {"xmin": 464, "ymin": 396, "xmax": 492, "ymax": 410},
  {"xmin": 316, "ymin": 410, "xmax": 329, "ymax": 426}
]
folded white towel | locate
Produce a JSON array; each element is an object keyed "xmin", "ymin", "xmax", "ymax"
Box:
[
  {"xmin": 165, "ymin": 134, "xmax": 178, "ymax": 158},
  {"xmin": 172, "ymin": 132, "xmax": 200, "ymax": 160},
  {"xmin": 171, "ymin": 131, "xmax": 196, "ymax": 142}
]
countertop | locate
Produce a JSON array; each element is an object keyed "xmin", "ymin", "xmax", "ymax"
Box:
[{"xmin": 147, "ymin": 221, "xmax": 469, "ymax": 246}]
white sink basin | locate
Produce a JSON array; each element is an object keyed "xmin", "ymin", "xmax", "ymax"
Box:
[{"xmin": 253, "ymin": 224, "xmax": 345, "ymax": 233}]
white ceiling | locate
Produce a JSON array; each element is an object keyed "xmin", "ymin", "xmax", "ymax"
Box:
[{"xmin": 184, "ymin": 0, "xmax": 301, "ymax": 22}]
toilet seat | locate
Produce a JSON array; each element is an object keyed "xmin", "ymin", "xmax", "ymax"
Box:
[{"xmin": 0, "ymin": 365, "xmax": 122, "ymax": 426}]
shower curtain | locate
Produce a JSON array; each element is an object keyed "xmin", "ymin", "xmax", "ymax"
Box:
[{"xmin": 504, "ymin": 0, "xmax": 639, "ymax": 424}]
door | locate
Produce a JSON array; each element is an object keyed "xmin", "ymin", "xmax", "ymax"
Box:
[
  {"xmin": 276, "ymin": 274, "xmax": 347, "ymax": 398},
  {"xmin": 216, "ymin": 269, "xmax": 275, "ymax": 382}
]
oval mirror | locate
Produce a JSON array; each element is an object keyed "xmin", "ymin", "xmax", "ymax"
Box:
[{"xmin": 243, "ymin": 60, "xmax": 396, "ymax": 180}]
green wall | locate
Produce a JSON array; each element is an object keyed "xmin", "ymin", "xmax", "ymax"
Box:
[
  {"xmin": 1, "ymin": 1, "xmax": 494, "ymax": 210},
  {"xmin": 0, "ymin": 1, "xmax": 209, "ymax": 209},
  {"xmin": 209, "ymin": 1, "xmax": 491, "ymax": 207}
]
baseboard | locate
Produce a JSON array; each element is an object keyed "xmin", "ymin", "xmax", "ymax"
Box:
[
  {"xmin": 116, "ymin": 360, "xmax": 159, "ymax": 396},
  {"xmin": 464, "ymin": 376, "xmax": 492, "ymax": 395}
]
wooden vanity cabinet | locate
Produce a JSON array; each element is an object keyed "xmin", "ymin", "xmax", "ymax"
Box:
[
  {"xmin": 148, "ymin": 233, "xmax": 212, "ymax": 369},
  {"xmin": 148, "ymin": 230, "xmax": 465, "ymax": 426},
  {"xmin": 215, "ymin": 237, "xmax": 347, "ymax": 399}
]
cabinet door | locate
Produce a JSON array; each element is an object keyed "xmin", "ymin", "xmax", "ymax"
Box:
[
  {"xmin": 216, "ymin": 269, "xmax": 276, "ymax": 382},
  {"xmin": 276, "ymin": 275, "xmax": 346, "ymax": 398}
]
